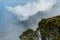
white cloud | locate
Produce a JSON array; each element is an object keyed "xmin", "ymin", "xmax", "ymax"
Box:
[{"xmin": 5, "ymin": 0, "xmax": 55, "ymax": 21}]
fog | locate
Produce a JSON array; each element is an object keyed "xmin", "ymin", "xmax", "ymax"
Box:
[{"xmin": 0, "ymin": 0, "xmax": 60, "ymax": 40}]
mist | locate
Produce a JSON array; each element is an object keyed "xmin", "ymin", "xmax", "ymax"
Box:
[{"xmin": 0, "ymin": 0, "xmax": 60, "ymax": 40}]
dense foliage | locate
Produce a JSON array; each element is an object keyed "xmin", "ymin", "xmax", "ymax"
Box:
[
  {"xmin": 19, "ymin": 15, "xmax": 60, "ymax": 40},
  {"xmin": 19, "ymin": 29, "xmax": 38, "ymax": 40},
  {"xmin": 38, "ymin": 16, "xmax": 60, "ymax": 40}
]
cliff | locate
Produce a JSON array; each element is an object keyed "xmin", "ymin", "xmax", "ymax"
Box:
[
  {"xmin": 38, "ymin": 15, "xmax": 60, "ymax": 40},
  {"xmin": 19, "ymin": 15, "xmax": 60, "ymax": 40}
]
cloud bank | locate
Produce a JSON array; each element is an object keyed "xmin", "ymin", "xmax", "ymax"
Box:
[
  {"xmin": 5, "ymin": 0, "xmax": 55, "ymax": 21},
  {"xmin": 1, "ymin": 0, "xmax": 60, "ymax": 40}
]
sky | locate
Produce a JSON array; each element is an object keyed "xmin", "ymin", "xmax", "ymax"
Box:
[{"xmin": 0, "ymin": 0, "xmax": 60, "ymax": 40}]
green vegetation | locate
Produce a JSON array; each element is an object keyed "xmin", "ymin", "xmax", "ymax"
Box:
[
  {"xmin": 19, "ymin": 29, "xmax": 38, "ymax": 40},
  {"xmin": 19, "ymin": 15, "xmax": 60, "ymax": 40}
]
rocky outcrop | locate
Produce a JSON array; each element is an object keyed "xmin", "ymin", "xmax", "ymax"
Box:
[
  {"xmin": 38, "ymin": 15, "xmax": 60, "ymax": 40},
  {"xmin": 19, "ymin": 15, "xmax": 60, "ymax": 40}
]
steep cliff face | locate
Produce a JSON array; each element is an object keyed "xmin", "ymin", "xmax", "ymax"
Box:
[
  {"xmin": 38, "ymin": 15, "xmax": 60, "ymax": 40},
  {"xmin": 19, "ymin": 15, "xmax": 60, "ymax": 40}
]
